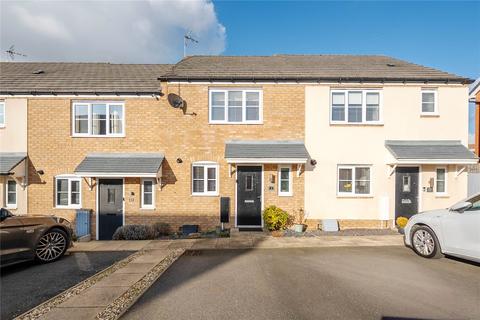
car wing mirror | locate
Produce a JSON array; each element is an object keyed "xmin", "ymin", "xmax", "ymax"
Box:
[{"xmin": 450, "ymin": 201, "xmax": 473, "ymax": 213}]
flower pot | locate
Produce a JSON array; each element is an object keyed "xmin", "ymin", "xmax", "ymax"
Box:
[{"xmin": 294, "ymin": 224, "xmax": 304, "ymax": 233}]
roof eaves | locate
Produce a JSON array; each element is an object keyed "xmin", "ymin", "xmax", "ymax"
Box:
[{"xmin": 158, "ymin": 75, "xmax": 472, "ymax": 84}]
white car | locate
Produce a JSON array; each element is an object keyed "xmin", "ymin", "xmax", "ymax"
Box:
[{"xmin": 404, "ymin": 193, "xmax": 480, "ymax": 263}]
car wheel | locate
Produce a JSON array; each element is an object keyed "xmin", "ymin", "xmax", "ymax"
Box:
[
  {"xmin": 35, "ymin": 228, "xmax": 68, "ymax": 263},
  {"xmin": 411, "ymin": 225, "xmax": 443, "ymax": 259}
]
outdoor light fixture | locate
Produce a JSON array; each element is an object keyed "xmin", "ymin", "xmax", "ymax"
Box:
[
  {"xmin": 37, "ymin": 170, "xmax": 45, "ymax": 175},
  {"xmin": 310, "ymin": 159, "xmax": 317, "ymax": 166},
  {"xmin": 176, "ymin": 158, "xmax": 183, "ymax": 163}
]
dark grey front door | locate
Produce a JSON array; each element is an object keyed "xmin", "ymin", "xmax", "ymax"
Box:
[
  {"xmin": 237, "ymin": 166, "xmax": 262, "ymax": 227},
  {"xmin": 395, "ymin": 167, "xmax": 419, "ymax": 219},
  {"xmin": 98, "ymin": 179, "xmax": 123, "ymax": 240}
]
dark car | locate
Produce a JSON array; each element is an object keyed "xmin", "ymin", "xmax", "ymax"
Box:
[{"xmin": 0, "ymin": 208, "xmax": 73, "ymax": 267}]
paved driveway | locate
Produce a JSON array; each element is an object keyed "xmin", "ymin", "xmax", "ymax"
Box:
[
  {"xmin": 0, "ymin": 251, "xmax": 132, "ymax": 320},
  {"xmin": 123, "ymin": 247, "xmax": 480, "ymax": 320}
]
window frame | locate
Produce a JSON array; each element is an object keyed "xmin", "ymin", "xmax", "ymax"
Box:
[
  {"xmin": 141, "ymin": 178, "xmax": 155, "ymax": 209},
  {"xmin": 209, "ymin": 89, "xmax": 263, "ymax": 124},
  {"xmin": 191, "ymin": 162, "xmax": 219, "ymax": 196},
  {"xmin": 420, "ymin": 89, "xmax": 438, "ymax": 116},
  {"xmin": 55, "ymin": 175, "xmax": 82, "ymax": 209},
  {"xmin": 337, "ymin": 165, "xmax": 372, "ymax": 197},
  {"xmin": 0, "ymin": 101, "xmax": 5, "ymax": 128},
  {"xmin": 6, "ymin": 179, "xmax": 17, "ymax": 208},
  {"xmin": 71, "ymin": 101, "xmax": 125, "ymax": 137},
  {"xmin": 330, "ymin": 89, "xmax": 383, "ymax": 125},
  {"xmin": 435, "ymin": 167, "xmax": 447, "ymax": 196},
  {"xmin": 278, "ymin": 165, "xmax": 293, "ymax": 196}
]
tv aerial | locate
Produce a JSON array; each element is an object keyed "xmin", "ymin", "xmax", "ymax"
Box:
[
  {"xmin": 5, "ymin": 45, "xmax": 27, "ymax": 60},
  {"xmin": 183, "ymin": 32, "xmax": 198, "ymax": 57}
]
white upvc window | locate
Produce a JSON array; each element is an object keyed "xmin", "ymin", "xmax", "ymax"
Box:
[
  {"xmin": 421, "ymin": 89, "xmax": 438, "ymax": 115},
  {"xmin": 55, "ymin": 176, "xmax": 82, "ymax": 208},
  {"xmin": 0, "ymin": 101, "xmax": 5, "ymax": 127},
  {"xmin": 72, "ymin": 102, "xmax": 125, "ymax": 137},
  {"xmin": 141, "ymin": 178, "xmax": 155, "ymax": 209},
  {"xmin": 6, "ymin": 180, "xmax": 17, "ymax": 208},
  {"xmin": 209, "ymin": 89, "xmax": 263, "ymax": 124},
  {"xmin": 330, "ymin": 90, "xmax": 382, "ymax": 124},
  {"xmin": 192, "ymin": 162, "xmax": 219, "ymax": 196},
  {"xmin": 435, "ymin": 167, "xmax": 447, "ymax": 195},
  {"xmin": 278, "ymin": 165, "xmax": 292, "ymax": 196},
  {"xmin": 337, "ymin": 165, "xmax": 372, "ymax": 196}
]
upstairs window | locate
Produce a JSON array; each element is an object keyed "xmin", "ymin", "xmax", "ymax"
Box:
[
  {"xmin": 192, "ymin": 162, "xmax": 219, "ymax": 196},
  {"xmin": 209, "ymin": 89, "xmax": 262, "ymax": 124},
  {"xmin": 72, "ymin": 102, "xmax": 125, "ymax": 136},
  {"xmin": 330, "ymin": 90, "xmax": 382, "ymax": 124},
  {"xmin": 421, "ymin": 89, "xmax": 437, "ymax": 115},
  {"xmin": 0, "ymin": 101, "xmax": 5, "ymax": 127}
]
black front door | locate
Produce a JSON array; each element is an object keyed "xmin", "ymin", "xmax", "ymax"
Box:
[
  {"xmin": 395, "ymin": 167, "xmax": 419, "ymax": 219},
  {"xmin": 237, "ymin": 166, "xmax": 262, "ymax": 227},
  {"xmin": 98, "ymin": 179, "xmax": 123, "ymax": 240}
]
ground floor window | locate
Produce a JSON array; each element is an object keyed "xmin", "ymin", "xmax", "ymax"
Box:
[
  {"xmin": 435, "ymin": 167, "xmax": 447, "ymax": 194},
  {"xmin": 278, "ymin": 165, "xmax": 292, "ymax": 196},
  {"xmin": 141, "ymin": 178, "xmax": 155, "ymax": 209},
  {"xmin": 55, "ymin": 176, "xmax": 81, "ymax": 208},
  {"xmin": 192, "ymin": 162, "xmax": 219, "ymax": 196},
  {"xmin": 6, "ymin": 180, "xmax": 17, "ymax": 208},
  {"xmin": 337, "ymin": 165, "xmax": 371, "ymax": 196}
]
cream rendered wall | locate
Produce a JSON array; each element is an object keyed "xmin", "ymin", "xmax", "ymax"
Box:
[
  {"xmin": 305, "ymin": 84, "xmax": 469, "ymax": 221},
  {"xmin": 0, "ymin": 98, "xmax": 28, "ymax": 215}
]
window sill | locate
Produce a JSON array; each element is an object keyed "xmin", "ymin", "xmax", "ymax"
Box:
[
  {"xmin": 71, "ymin": 135, "xmax": 126, "ymax": 138},
  {"xmin": 6, "ymin": 205, "xmax": 17, "ymax": 210},
  {"xmin": 435, "ymin": 193, "xmax": 449, "ymax": 198},
  {"xmin": 208, "ymin": 122, "xmax": 263, "ymax": 125},
  {"xmin": 140, "ymin": 207, "xmax": 156, "ymax": 210},
  {"xmin": 329, "ymin": 122, "xmax": 384, "ymax": 126},
  {"xmin": 55, "ymin": 206, "xmax": 82, "ymax": 209},
  {"xmin": 191, "ymin": 193, "xmax": 219, "ymax": 197},
  {"xmin": 420, "ymin": 113, "xmax": 439, "ymax": 117},
  {"xmin": 337, "ymin": 194, "xmax": 374, "ymax": 198},
  {"xmin": 278, "ymin": 193, "xmax": 293, "ymax": 197}
]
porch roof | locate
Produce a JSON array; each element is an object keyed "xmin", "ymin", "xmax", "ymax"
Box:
[
  {"xmin": 225, "ymin": 140, "xmax": 309, "ymax": 164},
  {"xmin": 385, "ymin": 140, "xmax": 478, "ymax": 164},
  {"xmin": 74, "ymin": 153, "xmax": 164, "ymax": 177},
  {"xmin": 0, "ymin": 153, "xmax": 27, "ymax": 175}
]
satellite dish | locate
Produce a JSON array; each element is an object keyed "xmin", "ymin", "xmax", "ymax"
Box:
[{"xmin": 168, "ymin": 93, "xmax": 184, "ymax": 109}]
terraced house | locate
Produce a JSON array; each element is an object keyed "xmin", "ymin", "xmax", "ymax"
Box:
[{"xmin": 0, "ymin": 55, "xmax": 476, "ymax": 239}]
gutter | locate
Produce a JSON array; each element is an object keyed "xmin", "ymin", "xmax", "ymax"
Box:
[{"xmin": 158, "ymin": 76, "xmax": 473, "ymax": 85}]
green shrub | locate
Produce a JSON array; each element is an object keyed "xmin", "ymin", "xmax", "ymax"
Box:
[
  {"xmin": 112, "ymin": 224, "xmax": 156, "ymax": 240},
  {"xmin": 153, "ymin": 222, "xmax": 171, "ymax": 237},
  {"xmin": 263, "ymin": 206, "xmax": 290, "ymax": 231}
]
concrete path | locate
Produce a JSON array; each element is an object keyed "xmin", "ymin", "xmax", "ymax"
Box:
[
  {"xmin": 70, "ymin": 234, "xmax": 403, "ymax": 253},
  {"xmin": 16, "ymin": 248, "xmax": 184, "ymax": 320}
]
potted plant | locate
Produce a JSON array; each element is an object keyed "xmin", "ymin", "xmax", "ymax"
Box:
[
  {"xmin": 396, "ymin": 216, "xmax": 409, "ymax": 234},
  {"xmin": 293, "ymin": 208, "xmax": 306, "ymax": 233}
]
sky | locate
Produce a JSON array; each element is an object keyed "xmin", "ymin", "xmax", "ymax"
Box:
[{"xmin": 1, "ymin": 0, "xmax": 479, "ymax": 139}]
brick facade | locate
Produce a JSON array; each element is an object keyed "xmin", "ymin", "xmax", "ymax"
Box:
[{"xmin": 27, "ymin": 84, "xmax": 306, "ymax": 238}]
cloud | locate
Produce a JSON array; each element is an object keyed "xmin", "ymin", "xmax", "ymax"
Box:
[{"xmin": 0, "ymin": 0, "xmax": 226, "ymax": 63}]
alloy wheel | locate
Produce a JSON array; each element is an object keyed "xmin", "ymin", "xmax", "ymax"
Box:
[
  {"xmin": 36, "ymin": 231, "xmax": 67, "ymax": 262},
  {"xmin": 412, "ymin": 229, "xmax": 435, "ymax": 256}
]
